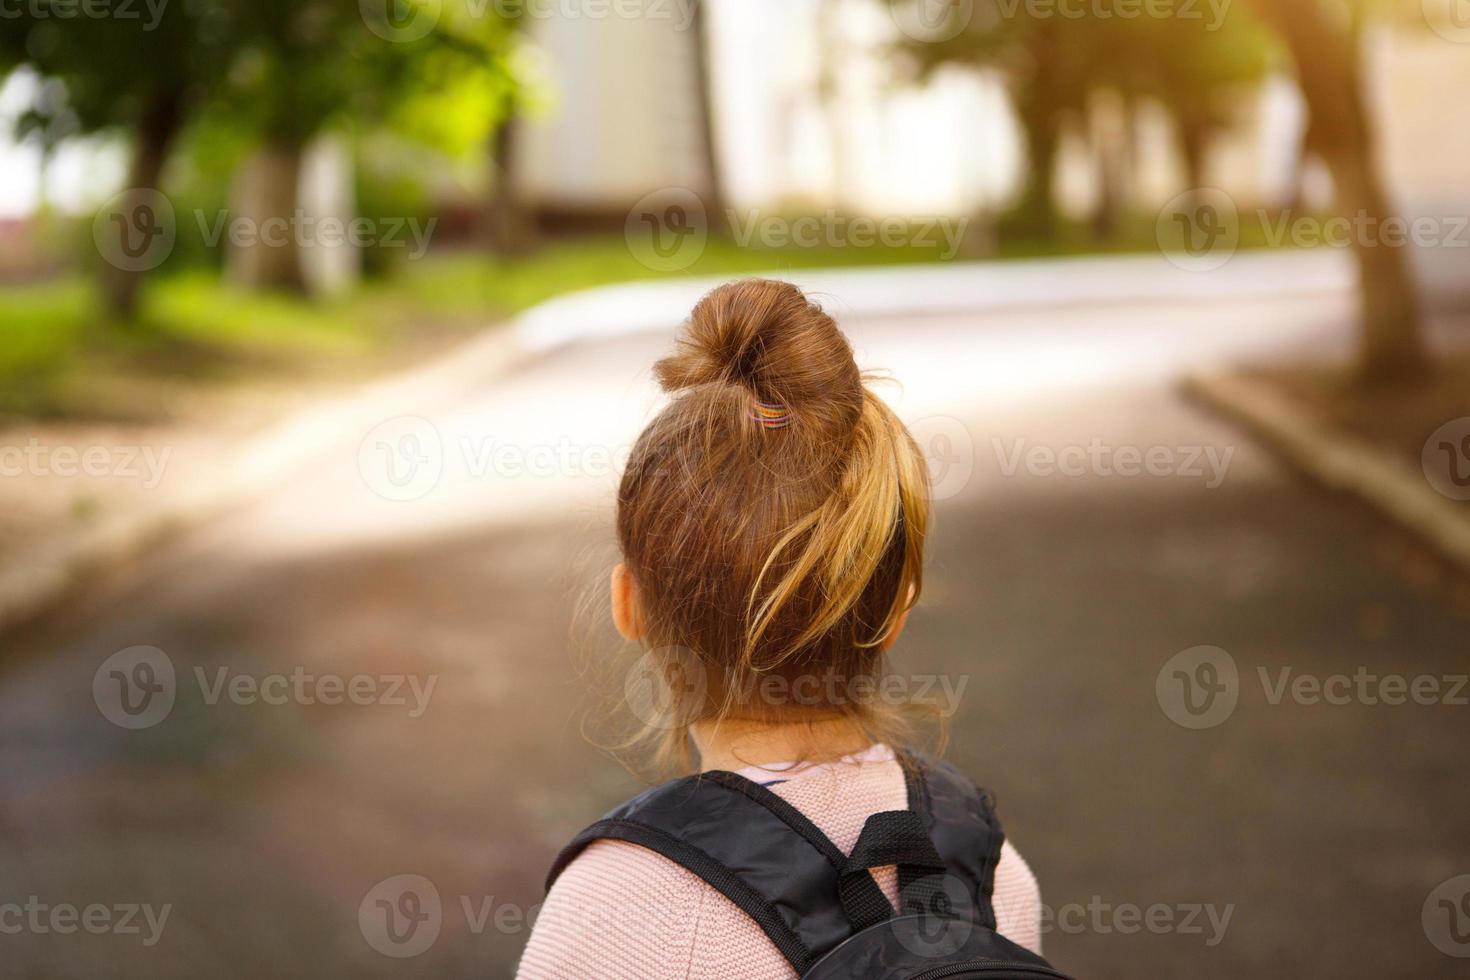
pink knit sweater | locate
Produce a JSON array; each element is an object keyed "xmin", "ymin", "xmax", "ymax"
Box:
[{"xmin": 518, "ymin": 746, "xmax": 1043, "ymax": 978}]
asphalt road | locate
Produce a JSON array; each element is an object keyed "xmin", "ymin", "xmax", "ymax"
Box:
[{"xmin": 2, "ymin": 262, "xmax": 1467, "ymax": 978}]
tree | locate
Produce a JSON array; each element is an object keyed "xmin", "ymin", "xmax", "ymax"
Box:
[
  {"xmin": 0, "ymin": 2, "xmax": 236, "ymax": 317},
  {"xmin": 2, "ymin": 0, "xmax": 523, "ymax": 308},
  {"xmin": 1120, "ymin": 12, "xmax": 1273, "ymax": 193},
  {"xmin": 887, "ymin": 5, "xmax": 1097, "ymax": 235},
  {"xmin": 691, "ymin": 0, "xmax": 726, "ymax": 219},
  {"xmin": 1244, "ymin": 0, "xmax": 1428, "ymax": 385},
  {"xmin": 888, "ymin": 1, "xmax": 1270, "ymax": 237},
  {"xmin": 210, "ymin": 0, "xmax": 515, "ymax": 291}
]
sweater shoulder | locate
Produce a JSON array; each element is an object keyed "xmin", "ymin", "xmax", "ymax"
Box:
[{"xmin": 518, "ymin": 838, "xmax": 794, "ymax": 980}]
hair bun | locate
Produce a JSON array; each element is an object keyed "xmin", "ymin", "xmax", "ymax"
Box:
[{"xmin": 654, "ymin": 280, "xmax": 863, "ymax": 421}]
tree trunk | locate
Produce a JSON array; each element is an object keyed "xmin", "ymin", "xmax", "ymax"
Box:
[
  {"xmin": 1089, "ymin": 92, "xmax": 1132, "ymax": 242},
  {"xmin": 691, "ymin": 0, "xmax": 726, "ymax": 217},
  {"xmin": 230, "ymin": 139, "xmax": 309, "ymax": 294},
  {"xmin": 102, "ymin": 90, "xmax": 183, "ymax": 321},
  {"xmin": 1247, "ymin": 0, "xmax": 1428, "ymax": 385},
  {"xmin": 483, "ymin": 115, "xmax": 531, "ymax": 256},
  {"xmin": 1178, "ymin": 115, "xmax": 1210, "ymax": 194},
  {"xmin": 1328, "ymin": 139, "xmax": 1426, "ymax": 384},
  {"xmin": 1011, "ymin": 98, "xmax": 1060, "ymax": 238},
  {"xmin": 1011, "ymin": 23, "xmax": 1063, "ymax": 237}
]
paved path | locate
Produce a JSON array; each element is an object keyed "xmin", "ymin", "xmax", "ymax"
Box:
[{"xmin": 2, "ymin": 256, "xmax": 1467, "ymax": 978}]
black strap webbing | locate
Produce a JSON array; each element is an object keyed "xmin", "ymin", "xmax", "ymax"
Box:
[
  {"xmin": 838, "ymin": 809, "xmax": 947, "ymax": 930},
  {"xmin": 544, "ymin": 755, "xmax": 1001, "ymax": 971},
  {"xmin": 700, "ymin": 771, "xmax": 894, "ymax": 929}
]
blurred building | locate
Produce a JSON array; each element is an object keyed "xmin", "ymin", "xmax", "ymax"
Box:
[{"xmin": 515, "ymin": 3, "xmax": 716, "ymax": 223}]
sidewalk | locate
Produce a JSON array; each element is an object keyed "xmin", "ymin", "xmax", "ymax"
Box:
[
  {"xmin": 0, "ymin": 326, "xmax": 528, "ymax": 633},
  {"xmin": 0, "ymin": 250, "xmax": 1352, "ymax": 634},
  {"xmin": 1186, "ymin": 362, "xmax": 1470, "ymax": 578}
]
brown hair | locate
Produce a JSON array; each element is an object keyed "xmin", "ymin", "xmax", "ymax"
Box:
[{"xmin": 616, "ymin": 279, "xmax": 934, "ymax": 773}]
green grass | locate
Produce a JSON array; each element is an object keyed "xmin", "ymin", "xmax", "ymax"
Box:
[
  {"xmin": 0, "ymin": 280, "xmax": 92, "ymax": 378},
  {"xmin": 0, "ymin": 223, "xmax": 1305, "ymax": 421},
  {"xmin": 385, "ymin": 234, "xmax": 961, "ymax": 318},
  {"xmin": 0, "ymin": 233, "xmax": 977, "ymax": 419}
]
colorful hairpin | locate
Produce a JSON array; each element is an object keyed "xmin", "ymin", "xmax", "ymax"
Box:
[{"xmin": 752, "ymin": 399, "xmax": 792, "ymax": 429}]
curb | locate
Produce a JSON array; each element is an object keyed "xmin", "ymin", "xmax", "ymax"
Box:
[
  {"xmin": 0, "ymin": 326, "xmax": 533, "ymax": 636},
  {"xmin": 1184, "ymin": 372, "xmax": 1470, "ymax": 575}
]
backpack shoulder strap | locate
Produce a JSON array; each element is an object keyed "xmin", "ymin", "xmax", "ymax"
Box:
[
  {"xmin": 544, "ymin": 755, "xmax": 1006, "ymax": 971},
  {"xmin": 898, "ymin": 750, "xmax": 1006, "ymax": 931},
  {"xmin": 545, "ymin": 770, "xmax": 865, "ymax": 974}
]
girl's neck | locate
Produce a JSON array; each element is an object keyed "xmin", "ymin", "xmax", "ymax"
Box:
[{"xmin": 691, "ymin": 716, "xmax": 874, "ymax": 773}]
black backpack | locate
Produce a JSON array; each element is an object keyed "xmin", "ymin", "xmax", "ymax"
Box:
[{"xmin": 546, "ymin": 752, "xmax": 1071, "ymax": 979}]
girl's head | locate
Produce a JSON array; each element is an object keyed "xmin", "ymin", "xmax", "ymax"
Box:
[{"xmin": 611, "ymin": 279, "xmax": 933, "ymax": 770}]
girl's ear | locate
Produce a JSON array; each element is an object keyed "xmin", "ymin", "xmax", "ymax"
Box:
[{"xmin": 611, "ymin": 563, "xmax": 647, "ymax": 642}]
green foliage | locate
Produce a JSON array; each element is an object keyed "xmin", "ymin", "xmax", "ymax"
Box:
[
  {"xmin": 888, "ymin": 0, "xmax": 1276, "ymax": 218},
  {"xmin": 0, "ymin": 1, "xmax": 227, "ymax": 146},
  {"xmin": 202, "ymin": 0, "xmax": 514, "ymax": 149},
  {"xmin": 0, "ymin": 0, "xmax": 529, "ymax": 314}
]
